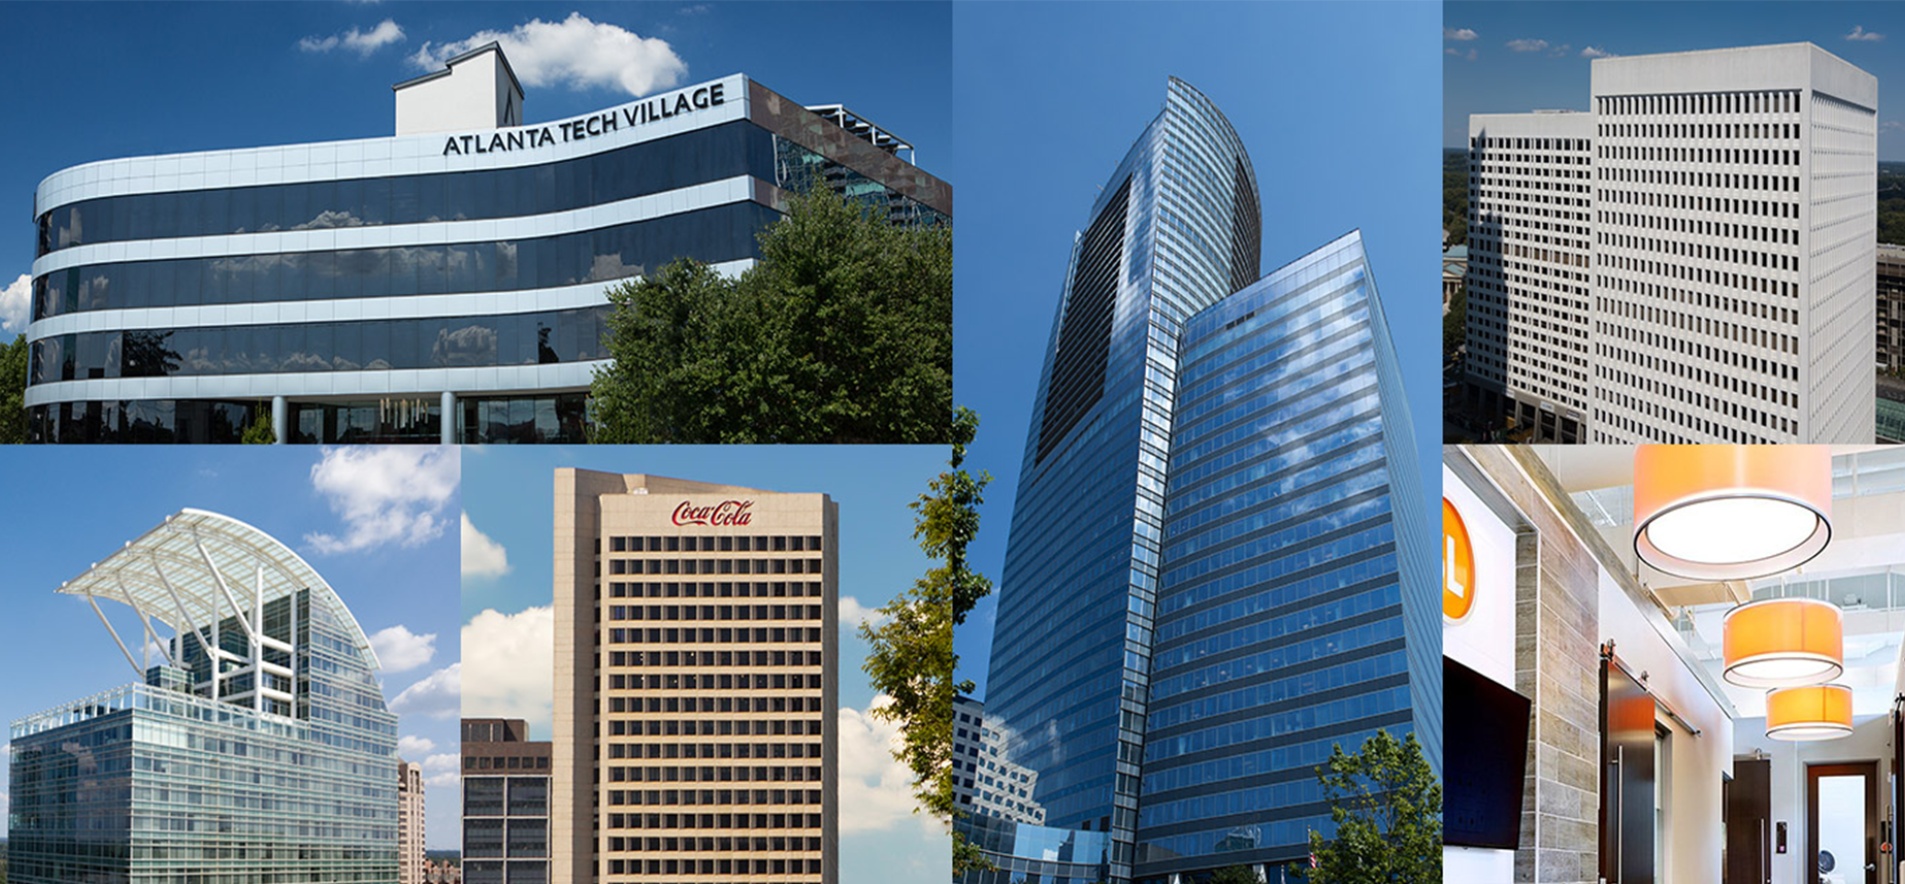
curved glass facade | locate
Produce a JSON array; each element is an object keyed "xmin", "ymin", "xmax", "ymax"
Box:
[
  {"xmin": 1135, "ymin": 233, "xmax": 1439, "ymax": 881},
  {"xmin": 969, "ymin": 78, "xmax": 1260, "ymax": 884},
  {"xmin": 9, "ymin": 519, "xmax": 400, "ymax": 884},
  {"xmin": 37, "ymin": 121, "xmax": 774, "ymax": 255},
  {"xmin": 25, "ymin": 73, "xmax": 951, "ymax": 443}
]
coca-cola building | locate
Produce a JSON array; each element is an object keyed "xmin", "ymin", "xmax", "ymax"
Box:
[
  {"xmin": 25, "ymin": 41, "xmax": 949, "ymax": 444},
  {"xmin": 552, "ymin": 468, "xmax": 839, "ymax": 884}
]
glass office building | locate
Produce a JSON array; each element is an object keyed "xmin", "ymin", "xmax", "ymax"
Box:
[
  {"xmin": 1136, "ymin": 232, "xmax": 1440, "ymax": 882},
  {"xmin": 25, "ymin": 43, "xmax": 950, "ymax": 444},
  {"xmin": 7, "ymin": 509, "xmax": 400, "ymax": 884},
  {"xmin": 973, "ymin": 77, "xmax": 1260, "ymax": 884},
  {"xmin": 964, "ymin": 83, "xmax": 1435, "ymax": 884}
]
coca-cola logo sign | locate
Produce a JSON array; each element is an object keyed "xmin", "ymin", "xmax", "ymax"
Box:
[{"xmin": 672, "ymin": 499, "xmax": 755, "ymax": 527}]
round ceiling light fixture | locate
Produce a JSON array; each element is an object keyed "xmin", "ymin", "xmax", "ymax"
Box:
[
  {"xmin": 1722, "ymin": 597, "xmax": 1844, "ymax": 688},
  {"xmin": 1633, "ymin": 445, "xmax": 1831, "ymax": 580},
  {"xmin": 1765, "ymin": 683, "xmax": 1854, "ymax": 741}
]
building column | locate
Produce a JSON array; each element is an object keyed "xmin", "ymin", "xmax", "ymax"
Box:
[
  {"xmin": 271, "ymin": 396, "xmax": 287, "ymax": 445},
  {"xmin": 441, "ymin": 391, "xmax": 456, "ymax": 445}
]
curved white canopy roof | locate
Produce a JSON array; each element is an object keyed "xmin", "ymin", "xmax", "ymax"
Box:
[{"xmin": 57, "ymin": 508, "xmax": 378, "ymax": 669}]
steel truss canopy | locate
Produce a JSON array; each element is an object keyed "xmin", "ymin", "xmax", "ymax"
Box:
[{"xmin": 57, "ymin": 508, "xmax": 379, "ymax": 671}]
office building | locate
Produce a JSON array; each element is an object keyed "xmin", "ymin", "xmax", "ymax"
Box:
[
  {"xmin": 951, "ymin": 695, "xmax": 1043, "ymax": 826},
  {"xmin": 462, "ymin": 718, "xmax": 552, "ymax": 884},
  {"xmin": 963, "ymin": 79, "xmax": 1436, "ymax": 884},
  {"xmin": 1137, "ymin": 232, "xmax": 1439, "ymax": 879},
  {"xmin": 7, "ymin": 509, "xmax": 399, "ymax": 884},
  {"xmin": 25, "ymin": 43, "xmax": 950, "ymax": 444},
  {"xmin": 402, "ymin": 760, "xmax": 428, "ymax": 884},
  {"xmin": 1464, "ymin": 111, "xmax": 1594, "ymax": 442},
  {"xmin": 552, "ymin": 470, "xmax": 838, "ymax": 883},
  {"xmin": 1465, "ymin": 43, "xmax": 1877, "ymax": 443},
  {"xmin": 1879, "ymin": 244, "xmax": 1905, "ymax": 371}
]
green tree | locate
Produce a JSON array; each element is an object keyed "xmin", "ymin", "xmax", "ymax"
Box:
[
  {"xmin": 241, "ymin": 405, "xmax": 276, "ymax": 444},
  {"xmin": 1211, "ymin": 865, "xmax": 1262, "ymax": 884},
  {"xmin": 859, "ymin": 408, "xmax": 992, "ymax": 875},
  {"xmin": 591, "ymin": 187, "xmax": 952, "ymax": 443},
  {"xmin": 1442, "ymin": 283, "xmax": 1466, "ymax": 365},
  {"xmin": 0, "ymin": 333, "xmax": 28, "ymax": 443},
  {"xmin": 1287, "ymin": 731, "xmax": 1441, "ymax": 884}
]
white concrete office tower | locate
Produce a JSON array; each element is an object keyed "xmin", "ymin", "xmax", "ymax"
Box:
[
  {"xmin": 1467, "ymin": 42, "xmax": 1877, "ymax": 443},
  {"xmin": 1591, "ymin": 44, "xmax": 1875, "ymax": 443},
  {"xmin": 1466, "ymin": 111, "xmax": 1595, "ymax": 442},
  {"xmin": 553, "ymin": 470, "xmax": 839, "ymax": 884},
  {"xmin": 951, "ymin": 695, "xmax": 1044, "ymax": 826},
  {"xmin": 400, "ymin": 759, "xmax": 427, "ymax": 884}
]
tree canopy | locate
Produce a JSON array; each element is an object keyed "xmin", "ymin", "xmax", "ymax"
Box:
[
  {"xmin": 1289, "ymin": 730, "xmax": 1442, "ymax": 884},
  {"xmin": 859, "ymin": 408, "xmax": 992, "ymax": 874},
  {"xmin": 0, "ymin": 333, "xmax": 28, "ymax": 444},
  {"xmin": 591, "ymin": 187, "xmax": 951, "ymax": 443}
]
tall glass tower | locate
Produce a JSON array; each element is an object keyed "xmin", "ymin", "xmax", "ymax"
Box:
[
  {"xmin": 8, "ymin": 509, "xmax": 400, "ymax": 884},
  {"xmin": 979, "ymin": 77, "xmax": 1260, "ymax": 884},
  {"xmin": 966, "ymin": 83, "xmax": 1437, "ymax": 884},
  {"xmin": 1136, "ymin": 231, "xmax": 1440, "ymax": 881}
]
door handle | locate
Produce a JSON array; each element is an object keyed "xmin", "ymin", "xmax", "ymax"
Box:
[{"xmin": 1614, "ymin": 744, "xmax": 1624, "ymax": 884}]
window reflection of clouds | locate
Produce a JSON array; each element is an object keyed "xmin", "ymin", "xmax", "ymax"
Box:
[{"xmin": 32, "ymin": 203, "xmax": 773, "ymax": 320}]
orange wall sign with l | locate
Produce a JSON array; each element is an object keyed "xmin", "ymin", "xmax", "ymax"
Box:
[{"xmin": 1443, "ymin": 497, "xmax": 1476, "ymax": 622}]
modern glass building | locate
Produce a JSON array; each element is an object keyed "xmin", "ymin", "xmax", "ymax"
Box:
[
  {"xmin": 25, "ymin": 42, "xmax": 950, "ymax": 444},
  {"xmin": 963, "ymin": 82, "xmax": 1436, "ymax": 884},
  {"xmin": 7, "ymin": 509, "xmax": 400, "ymax": 884},
  {"xmin": 973, "ymin": 77, "xmax": 1259, "ymax": 884},
  {"xmin": 1136, "ymin": 232, "xmax": 1440, "ymax": 881}
]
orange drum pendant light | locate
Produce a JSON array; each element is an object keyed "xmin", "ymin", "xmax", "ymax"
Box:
[
  {"xmin": 1633, "ymin": 445, "xmax": 1831, "ymax": 580},
  {"xmin": 1721, "ymin": 597, "xmax": 1844, "ymax": 688},
  {"xmin": 1765, "ymin": 683, "xmax": 1854, "ymax": 741}
]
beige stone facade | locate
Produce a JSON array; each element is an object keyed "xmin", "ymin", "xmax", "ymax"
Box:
[
  {"xmin": 553, "ymin": 469, "xmax": 839, "ymax": 884},
  {"xmin": 399, "ymin": 759, "xmax": 426, "ymax": 884}
]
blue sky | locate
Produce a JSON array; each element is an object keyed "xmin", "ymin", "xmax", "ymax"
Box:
[
  {"xmin": 1445, "ymin": 1, "xmax": 1905, "ymax": 159},
  {"xmin": 0, "ymin": 446, "xmax": 463, "ymax": 849},
  {"xmin": 460, "ymin": 445, "xmax": 950, "ymax": 884},
  {"xmin": 948, "ymin": 2, "xmax": 1443, "ymax": 700},
  {"xmin": 0, "ymin": 0, "xmax": 950, "ymax": 334}
]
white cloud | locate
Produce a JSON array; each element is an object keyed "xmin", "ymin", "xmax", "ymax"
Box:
[
  {"xmin": 463, "ymin": 607, "xmax": 554, "ymax": 727},
  {"xmin": 398, "ymin": 734, "xmax": 437, "ymax": 757},
  {"xmin": 389, "ymin": 662, "xmax": 461, "ymax": 719},
  {"xmin": 1884, "ymin": 120, "xmax": 1905, "ymax": 133},
  {"xmin": 837, "ymin": 698, "xmax": 934, "ymax": 835},
  {"xmin": 410, "ymin": 12, "xmax": 686, "ymax": 96},
  {"xmin": 370, "ymin": 625, "xmax": 437, "ymax": 673},
  {"xmin": 1581, "ymin": 46, "xmax": 1615, "ymax": 59},
  {"xmin": 462, "ymin": 513, "xmax": 511, "ymax": 579},
  {"xmin": 305, "ymin": 447, "xmax": 460, "ymax": 554},
  {"xmin": 421, "ymin": 752, "xmax": 463, "ymax": 788},
  {"xmin": 838, "ymin": 596, "xmax": 890, "ymax": 632},
  {"xmin": 1847, "ymin": 25, "xmax": 1885, "ymax": 42},
  {"xmin": 1443, "ymin": 27, "xmax": 1477, "ymax": 41},
  {"xmin": 426, "ymin": 771, "xmax": 462, "ymax": 788},
  {"xmin": 0, "ymin": 273, "xmax": 28, "ymax": 333},
  {"xmin": 300, "ymin": 19, "xmax": 406, "ymax": 56},
  {"xmin": 422, "ymin": 752, "xmax": 461, "ymax": 771},
  {"xmin": 1446, "ymin": 47, "xmax": 1478, "ymax": 62},
  {"xmin": 1506, "ymin": 38, "xmax": 1549, "ymax": 53}
]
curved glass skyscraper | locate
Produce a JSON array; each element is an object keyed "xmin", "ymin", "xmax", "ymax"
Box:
[
  {"xmin": 963, "ymin": 81, "xmax": 1437, "ymax": 884},
  {"xmin": 8, "ymin": 509, "xmax": 400, "ymax": 884},
  {"xmin": 976, "ymin": 77, "xmax": 1261, "ymax": 884}
]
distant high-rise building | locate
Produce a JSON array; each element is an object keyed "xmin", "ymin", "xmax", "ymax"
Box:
[
  {"xmin": 462, "ymin": 718, "xmax": 551, "ymax": 884},
  {"xmin": 963, "ymin": 79, "xmax": 1436, "ymax": 884},
  {"xmin": 951, "ymin": 695, "xmax": 1043, "ymax": 825},
  {"xmin": 7, "ymin": 509, "xmax": 399, "ymax": 884},
  {"xmin": 552, "ymin": 470, "xmax": 838, "ymax": 884},
  {"xmin": 1465, "ymin": 111, "xmax": 1595, "ymax": 442},
  {"xmin": 1466, "ymin": 42, "xmax": 1877, "ymax": 443},
  {"xmin": 401, "ymin": 759, "xmax": 428, "ymax": 884}
]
